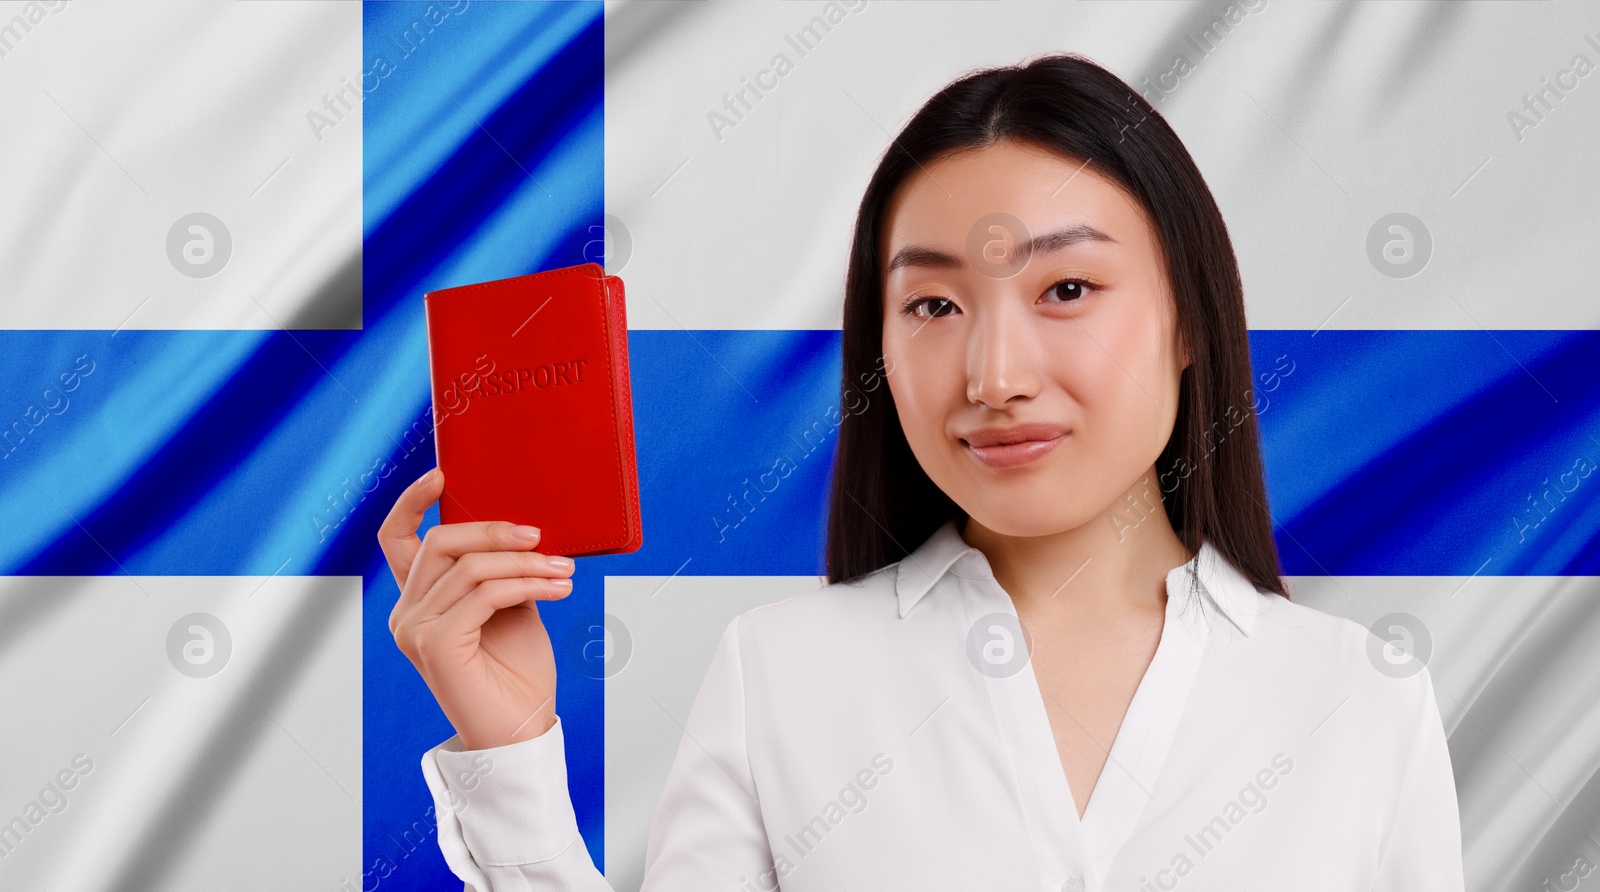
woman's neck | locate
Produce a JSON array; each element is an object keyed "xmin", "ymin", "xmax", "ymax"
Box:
[{"xmin": 959, "ymin": 474, "xmax": 1193, "ymax": 618}]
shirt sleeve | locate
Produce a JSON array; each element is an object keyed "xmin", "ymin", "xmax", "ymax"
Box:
[
  {"xmin": 1369, "ymin": 666, "xmax": 1466, "ymax": 892},
  {"xmin": 639, "ymin": 613, "xmax": 776, "ymax": 885},
  {"xmin": 416, "ymin": 612, "xmax": 776, "ymax": 891},
  {"xmin": 421, "ymin": 714, "xmax": 611, "ymax": 891}
]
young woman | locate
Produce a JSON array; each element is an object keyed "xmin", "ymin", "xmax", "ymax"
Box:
[{"xmin": 381, "ymin": 52, "xmax": 1465, "ymax": 891}]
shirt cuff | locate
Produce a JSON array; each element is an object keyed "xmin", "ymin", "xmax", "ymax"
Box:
[{"xmin": 423, "ymin": 715, "xmax": 585, "ymax": 867}]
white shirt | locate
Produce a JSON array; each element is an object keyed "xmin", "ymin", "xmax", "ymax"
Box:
[{"xmin": 420, "ymin": 517, "xmax": 1465, "ymax": 891}]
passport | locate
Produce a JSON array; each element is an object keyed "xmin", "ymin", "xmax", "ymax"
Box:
[{"xmin": 423, "ymin": 262, "xmax": 643, "ymax": 557}]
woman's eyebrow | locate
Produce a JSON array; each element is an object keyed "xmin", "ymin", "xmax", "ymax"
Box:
[{"xmin": 885, "ymin": 223, "xmax": 1118, "ymax": 274}]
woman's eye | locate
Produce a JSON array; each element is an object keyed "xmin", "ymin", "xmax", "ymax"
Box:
[
  {"xmin": 903, "ymin": 296, "xmax": 957, "ymax": 318},
  {"xmin": 1044, "ymin": 279, "xmax": 1096, "ymax": 303}
]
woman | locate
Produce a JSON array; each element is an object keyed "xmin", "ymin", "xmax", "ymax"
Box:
[{"xmin": 381, "ymin": 52, "xmax": 1465, "ymax": 891}]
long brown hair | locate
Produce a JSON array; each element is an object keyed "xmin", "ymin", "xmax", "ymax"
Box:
[{"xmin": 824, "ymin": 52, "xmax": 1287, "ymax": 599}]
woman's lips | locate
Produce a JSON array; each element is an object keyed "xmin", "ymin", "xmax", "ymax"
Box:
[{"xmin": 962, "ymin": 434, "xmax": 1066, "ymax": 469}]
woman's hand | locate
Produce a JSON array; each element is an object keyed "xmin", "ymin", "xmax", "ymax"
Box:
[{"xmin": 379, "ymin": 468, "xmax": 575, "ymax": 751}]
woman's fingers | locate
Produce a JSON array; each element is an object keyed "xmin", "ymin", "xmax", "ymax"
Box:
[
  {"xmin": 398, "ymin": 521, "xmax": 553, "ymax": 614},
  {"xmin": 377, "ymin": 468, "xmax": 446, "ymax": 590},
  {"xmin": 431, "ymin": 575, "xmax": 574, "ymax": 644},
  {"xmin": 416, "ymin": 549, "xmax": 575, "ymax": 619}
]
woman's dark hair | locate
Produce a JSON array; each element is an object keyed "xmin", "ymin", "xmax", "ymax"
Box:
[{"xmin": 824, "ymin": 51, "xmax": 1288, "ymax": 599}]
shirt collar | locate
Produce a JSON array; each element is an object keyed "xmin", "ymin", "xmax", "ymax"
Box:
[{"xmin": 893, "ymin": 517, "xmax": 1258, "ymax": 636}]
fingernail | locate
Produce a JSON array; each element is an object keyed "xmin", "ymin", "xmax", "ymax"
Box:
[
  {"xmin": 553, "ymin": 577, "xmax": 572, "ymax": 588},
  {"xmin": 549, "ymin": 556, "xmax": 573, "ymax": 570},
  {"xmin": 512, "ymin": 525, "xmax": 541, "ymax": 541}
]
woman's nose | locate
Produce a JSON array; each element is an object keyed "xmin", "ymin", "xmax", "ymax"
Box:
[{"xmin": 965, "ymin": 298, "xmax": 1042, "ymax": 408}]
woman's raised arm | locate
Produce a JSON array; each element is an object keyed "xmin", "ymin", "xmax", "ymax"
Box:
[{"xmin": 381, "ymin": 469, "xmax": 776, "ymax": 889}]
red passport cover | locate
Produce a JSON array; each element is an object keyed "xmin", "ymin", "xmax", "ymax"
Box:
[{"xmin": 424, "ymin": 262, "xmax": 642, "ymax": 557}]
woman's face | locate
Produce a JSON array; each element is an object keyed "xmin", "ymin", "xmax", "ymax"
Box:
[{"xmin": 880, "ymin": 138, "xmax": 1190, "ymax": 538}]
